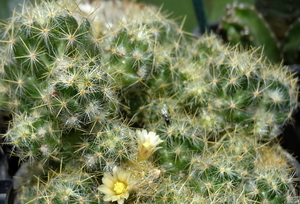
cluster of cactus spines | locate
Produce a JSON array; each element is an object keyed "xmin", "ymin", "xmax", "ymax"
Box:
[
  {"xmin": 0, "ymin": 0, "xmax": 299, "ymax": 203},
  {"xmin": 180, "ymin": 35, "xmax": 297, "ymax": 141},
  {"xmin": 219, "ymin": 0, "xmax": 300, "ymax": 65}
]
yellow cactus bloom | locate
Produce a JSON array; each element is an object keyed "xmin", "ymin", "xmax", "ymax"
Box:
[
  {"xmin": 136, "ymin": 129, "xmax": 163, "ymax": 161},
  {"xmin": 98, "ymin": 166, "xmax": 134, "ymax": 204}
]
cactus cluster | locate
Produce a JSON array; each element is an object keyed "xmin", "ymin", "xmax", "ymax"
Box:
[
  {"xmin": 0, "ymin": 0, "xmax": 299, "ymax": 203},
  {"xmin": 219, "ymin": 0, "xmax": 300, "ymax": 65}
]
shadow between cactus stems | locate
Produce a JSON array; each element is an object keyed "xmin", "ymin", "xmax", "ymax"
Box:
[
  {"xmin": 279, "ymin": 64, "xmax": 300, "ymax": 165},
  {"xmin": 0, "ymin": 112, "xmax": 18, "ymax": 204}
]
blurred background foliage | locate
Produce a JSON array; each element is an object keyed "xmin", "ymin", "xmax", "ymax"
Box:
[
  {"xmin": 0, "ymin": 0, "xmax": 34, "ymax": 20},
  {"xmin": 0, "ymin": 0, "xmax": 255, "ymax": 32},
  {"xmin": 203, "ymin": 0, "xmax": 255, "ymax": 23},
  {"xmin": 137, "ymin": 0, "xmax": 300, "ymax": 66},
  {"xmin": 136, "ymin": 0, "xmax": 255, "ymax": 32}
]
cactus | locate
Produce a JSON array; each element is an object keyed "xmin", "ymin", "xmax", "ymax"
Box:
[
  {"xmin": 0, "ymin": 0, "xmax": 299, "ymax": 203},
  {"xmin": 219, "ymin": 0, "xmax": 300, "ymax": 65}
]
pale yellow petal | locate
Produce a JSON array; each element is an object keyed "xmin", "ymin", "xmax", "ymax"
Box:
[
  {"xmin": 111, "ymin": 195, "xmax": 122, "ymax": 202},
  {"xmin": 99, "ymin": 166, "xmax": 134, "ymax": 203},
  {"xmin": 113, "ymin": 166, "xmax": 119, "ymax": 177},
  {"xmin": 98, "ymin": 185, "xmax": 115, "ymax": 195},
  {"xmin": 121, "ymin": 191, "xmax": 129, "ymax": 199},
  {"xmin": 117, "ymin": 199, "xmax": 125, "ymax": 204},
  {"xmin": 141, "ymin": 129, "xmax": 148, "ymax": 136},
  {"xmin": 117, "ymin": 172, "xmax": 130, "ymax": 183},
  {"xmin": 103, "ymin": 194, "xmax": 114, "ymax": 202},
  {"xmin": 102, "ymin": 175, "xmax": 115, "ymax": 188}
]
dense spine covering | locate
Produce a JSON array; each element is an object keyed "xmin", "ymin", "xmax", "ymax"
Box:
[{"xmin": 0, "ymin": 0, "xmax": 298, "ymax": 203}]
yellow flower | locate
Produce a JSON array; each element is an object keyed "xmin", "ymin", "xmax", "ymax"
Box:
[
  {"xmin": 98, "ymin": 166, "xmax": 134, "ymax": 204},
  {"xmin": 136, "ymin": 129, "xmax": 163, "ymax": 161}
]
